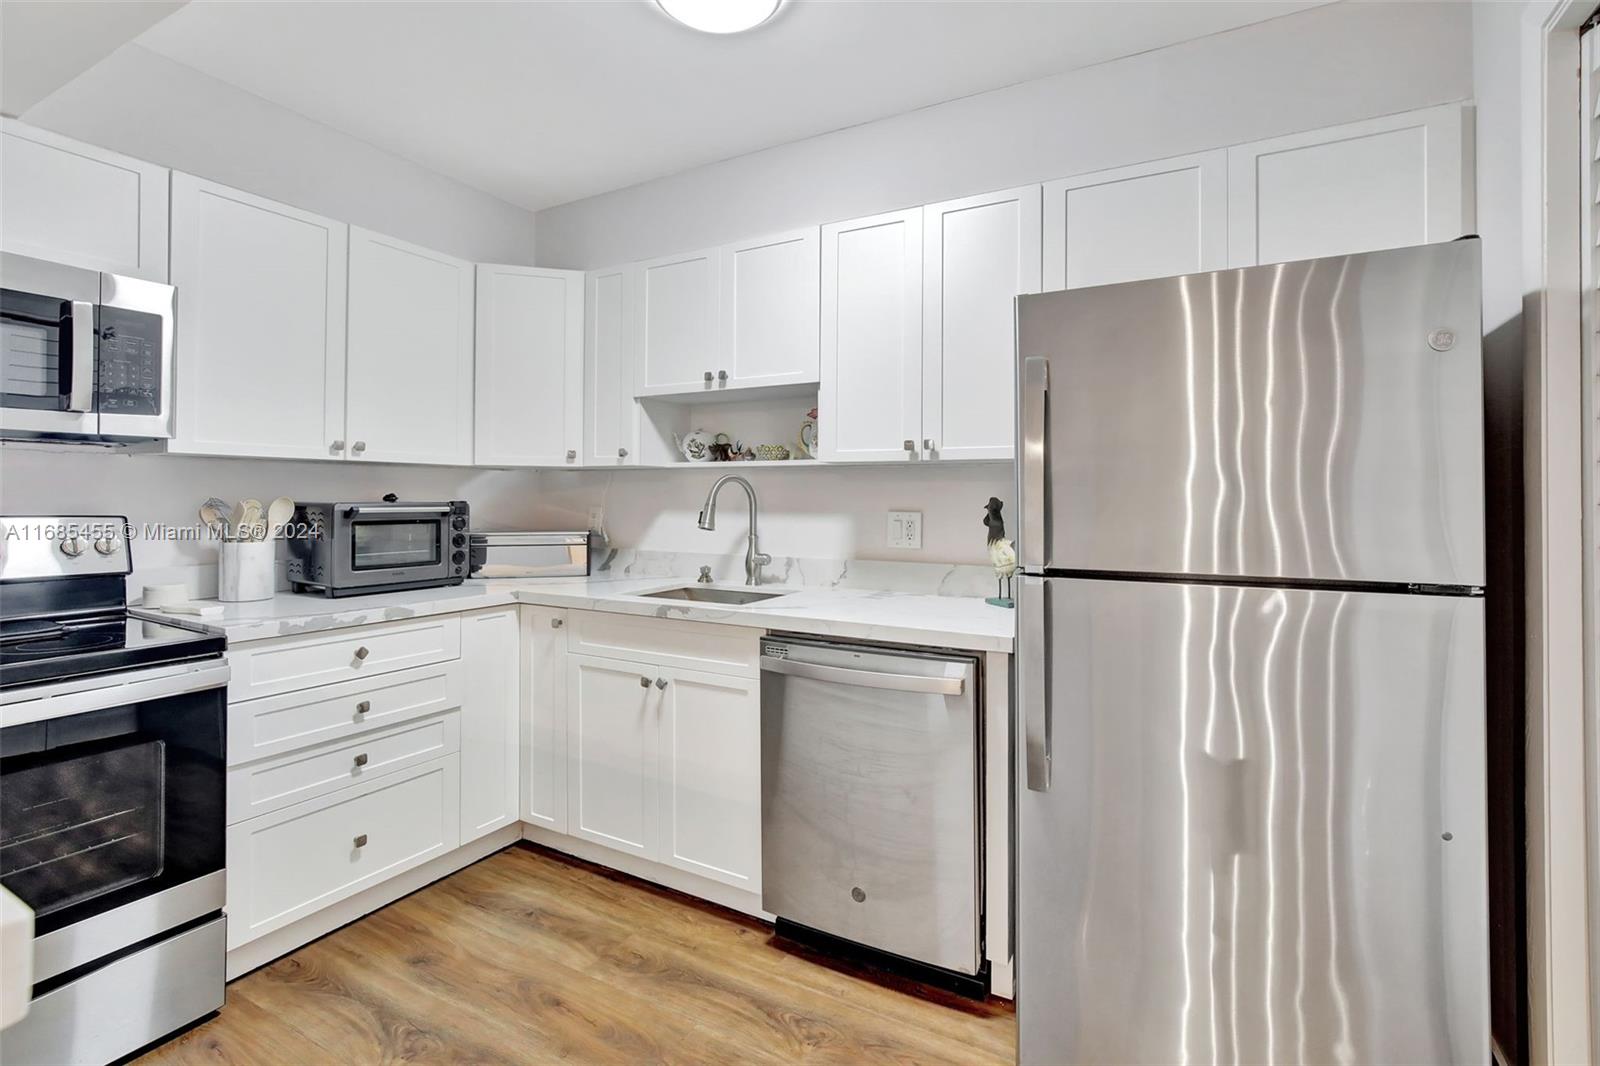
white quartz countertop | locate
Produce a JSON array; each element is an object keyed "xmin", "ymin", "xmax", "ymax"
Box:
[{"xmin": 197, "ymin": 577, "xmax": 1016, "ymax": 652}]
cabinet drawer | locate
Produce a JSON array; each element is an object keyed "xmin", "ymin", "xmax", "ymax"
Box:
[
  {"xmin": 567, "ymin": 611, "xmax": 760, "ymax": 677},
  {"xmin": 228, "ymin": 661, "xmax": 461, "ymax": 765},
  {"xmin": 225, "ymin": 755, "xmax": 460, "ymax": 949},
  {"xmin": 227, "ymin": 713, "xmax": 459, "ymax": 823},
  {"xmin": 227, "ymin": 616, "xmax": 461, "ymax": 702}
]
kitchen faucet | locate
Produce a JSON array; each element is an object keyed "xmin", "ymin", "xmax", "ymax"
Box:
[{"xmin": 696, "ymin": 474, "xmax": 771, "ymax": 586}]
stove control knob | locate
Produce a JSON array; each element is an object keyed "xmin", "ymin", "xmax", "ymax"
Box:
[
  {"xmin": 58, "ymin": 537, "xmax": 86, "ymax": 558},
  {"xmin": 93, "ymin": 537, "xmax": 118, "ymax": 556}
]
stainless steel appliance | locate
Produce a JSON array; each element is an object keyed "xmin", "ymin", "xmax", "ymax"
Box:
[
  {"xmin": 0, "ymin": 253, "xmax": 174, "ymax": 445},
  {"xmin": 760, "ymin": 635, "xmax": 985, "ymax": 995},
  {"xmin": 287, "ymin": 497, "xmax": 470, "ymax": 597},
  {"xmin": 0, "ymin": 516, "xmax": 228, "ymax": 1066},
  {"xmin": 1014, "ymin": 238, "xmax": 1488, "ymax": 1064},
  {"xmin": 468, "ymin": 530, "xmax": 590, "ymax": 579}
]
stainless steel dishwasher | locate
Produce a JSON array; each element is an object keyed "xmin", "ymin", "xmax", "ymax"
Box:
[{"xmin": 759, "ymin": 635, "xmax": 984, "ymax": 994}]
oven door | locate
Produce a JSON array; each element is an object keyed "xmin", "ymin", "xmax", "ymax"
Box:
[
  {"xmin": 0, "ymin": 659, "xmax": 227, "ymax": 983},
  {"xmin": 0, "ymin": 253, "xmax": 99, "ymax": 437},
  {"xmin": 333, "ymin": 503, "xmax": 453, "ymax": 590}
]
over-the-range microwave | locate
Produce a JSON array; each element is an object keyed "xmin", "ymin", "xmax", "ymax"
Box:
[{"xmin": 0, "ymin": 253, "xmax": 175, "ymax": 446}]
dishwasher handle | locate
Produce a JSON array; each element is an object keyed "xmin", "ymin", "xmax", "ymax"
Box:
[{"xmin": 760, "ymin": 655, "xmax": 966, "ymax": 696}]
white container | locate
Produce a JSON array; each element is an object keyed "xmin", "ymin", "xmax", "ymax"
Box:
[
  {"xmin": 218, "ymin": 540, "xmax": 276, "ymax": 602},
  {"xmin": 140, "ymin": 583, "xmax": 188, "ymax": 609}
]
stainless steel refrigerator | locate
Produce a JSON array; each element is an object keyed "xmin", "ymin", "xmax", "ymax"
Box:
[{"xmin": 1014, "ymin": 238, "xmax": 1488, "ymax": 1065}]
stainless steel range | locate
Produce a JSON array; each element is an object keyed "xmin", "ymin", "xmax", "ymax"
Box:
[{"xmin": 0, "ymin": 516, "xmax": 228, "ymax": 1065}]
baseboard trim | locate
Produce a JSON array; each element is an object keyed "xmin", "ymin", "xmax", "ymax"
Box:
[{"xmin": 519, "ymin": 824, "xmax": 767, "ymax": 919}]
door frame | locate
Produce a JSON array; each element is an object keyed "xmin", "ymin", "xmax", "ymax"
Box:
[{"xmin": 1524, "ymin": 2, "xmax": 1595, "ymax": 1062}]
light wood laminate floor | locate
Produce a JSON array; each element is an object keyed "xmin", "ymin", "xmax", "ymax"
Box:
[{"xmin": 137, "ymin": 843, "xmax": 1015, "ymax": 1065}]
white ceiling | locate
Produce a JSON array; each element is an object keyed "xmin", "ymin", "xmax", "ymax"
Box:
[{"xmin": 134, "ymin": 0, "xmax": 1323, "ymax": 213}]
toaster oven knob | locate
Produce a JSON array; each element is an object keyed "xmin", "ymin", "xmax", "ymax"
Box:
[
  {"xmin": 93, "ymin": 537, "xmax": 118, "ymax": 556},
  {"xmin": 452, "ymin": 550, "xmax": 466, "ymax": 565},
  {"xmin": 58, "ymin": 537, "xmax": 86, "ymax": 558},
  {"xmin": 452, "ymin": 516, "xmax": 467, "ymax": 530},
  {"xmin": 452, "ymin": 533, "xmax": 466, "ymax": 548}
]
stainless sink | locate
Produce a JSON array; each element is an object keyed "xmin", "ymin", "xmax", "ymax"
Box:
[{"xmin": 640, "ymin": 586, "xmax": 790, "ymax": 605}]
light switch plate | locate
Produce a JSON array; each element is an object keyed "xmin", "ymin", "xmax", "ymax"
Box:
[{"xmin": 886, "ymin": 511, "xmax": 922, "ymax": 550}]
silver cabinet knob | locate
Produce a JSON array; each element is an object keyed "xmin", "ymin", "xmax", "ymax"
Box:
[
  {"xmin": 356, "ymin": 700, "xmax": 371, "ymax": 714},
  {"xmin": 353, "ymin": 834, "xmax": 368, "ymax": 848},
  {"xmin": 902, "ymin": 440, "xmax": 915, "ymax": 454},
  {"xmin": 618, "ymin": 447, "xmax": 628, "ymax": 458},
  {"xmin": 639, "ymin": 676, "xmax": 651, "ymax": 688},
  {"xmin": 551, "ymin": 616, "xmax": 564, "ymax": 628},
  {"xmin": 58, "ymin": 537, "xmax": 85, "ymax": 557},
  {"xmin": 330, "ymin": 440, "xmax": 346, "ymax": 453},
  {"xmin": 566, "ymin": 449, "xmax": 577, "ymax": 462},
  {"xmin": 654, "ymin": 676, "xmax": 668, "ymax": 689},
  {"xmin": 354, "ymin": 646, "xmax": 370, "ymax": 661},
  {"xmin": 704, "ymin": 371, "xmax": 714, "ymax": 383},
  {"xmin": 93, "ymin": 537, "xmax": 117, "ymax": 556},
  {"xmin": 717, "ymin": 370, "xmax": 728, "ymax": 383},
  {"xmin": 351, "ymin": 441, "xmax": 366, "ymax": 455},
  {"xmin": 353, "ymin": 753, "xmax": 369, "ymax": 767},
  {"xmin": 923, "ymin": 437, "xmax": 936, "ymax": 456}
]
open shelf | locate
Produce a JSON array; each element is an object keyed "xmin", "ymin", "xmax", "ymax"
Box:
[{"xmin": 637, "ymin": 389, "xmax": 818, "ymax": 466}]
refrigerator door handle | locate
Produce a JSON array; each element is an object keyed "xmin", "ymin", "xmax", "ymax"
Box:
[
  {"xmin": 1022, "ymin": 575, "xmax": 1051, "ymax": 792},
  {"xmin": 1021, "ymin": 356, "xmax": 1048, "ymax": 569}
]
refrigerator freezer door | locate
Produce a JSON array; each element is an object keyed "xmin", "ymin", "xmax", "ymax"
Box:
[
  {"xmin": 1016, "ymin": 238, "xmax": 1484, "ymax": 586},
  {"xmin": 1016, "ymin": 575, "xmax": 1486, "ymax": 1065}
]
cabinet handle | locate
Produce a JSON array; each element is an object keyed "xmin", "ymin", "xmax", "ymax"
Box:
[
  {"xmin": 356, "ymin": 700, "xmax": 371, "ymax": 714},
  {"xmin": 351, "ymin": 441, "xmax": 366, "ymax": 455},
  {"xmin": 566, "ymin": 449, "xmax": 577, "ymax": 462},
  {"xmin": 618, "ymin": 447, "xmax": 628, "ymax": 458},
  {"xmin": 353, "ymin": 834, "xmax": 368, "ymax": 848},
  {"xmin": 330, "ymin": 439, "xmax": 346, "ymax": 453},
  {"xmin": 903, "ymin": 439, "xmax": 916, "ymax": 455},
  {"xmin": 353, "ymin": 752, "xmax": 369, "ymax": 767},
  {"xmin": 704, "ymin": 371, "xmax": 713, "ymax": 383},
  {"xmin": 354, "ymin": 646, "xmax": 370, "ymax": 661},
  {"xmin": 639, "ymin": 676, "xmax": 651, "ymax": 687},
  {"xmin": 717, "ymin": 370, "xmax": 727, "ymax": 384},
  {"xmin": 551, "ymin": 617, "xmax": 564, "ymax": 629},
  {"xmin": 655, "ymin": 676, "xmax": 668, "ymax": 689}
]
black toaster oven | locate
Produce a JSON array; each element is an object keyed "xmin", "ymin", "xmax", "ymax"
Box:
[{"xmin": 286, "ymin": 498, "xmax": 470, "ymax": 597}]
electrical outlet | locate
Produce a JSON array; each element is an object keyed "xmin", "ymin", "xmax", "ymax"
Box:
[{"xmin": 886, "ymin": 511, "xmax": 922, "ymax": 550}]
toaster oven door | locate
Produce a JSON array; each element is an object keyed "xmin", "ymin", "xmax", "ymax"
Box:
[{"xmin": 333, "ymin": 504, "xmax": 453, "ymax": 589}]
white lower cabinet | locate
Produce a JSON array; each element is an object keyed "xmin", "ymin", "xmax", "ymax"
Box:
[
  {"xmin": 225, "ymin": 754, "xmax": 460, "ymax": 950},
  {"xmin": 459, "ymin": 606, "xmax": 522, "ymax": 843},
  {"xmin": 566, "ymin": 654, "xmax": 660, "ymax": 859},
  {"xmin": 657, "ymin": 667, "xmax": 761, "ymax": 892},
  {"xmin": 521, "ymin": 606, "xmax": 569, "ymax": 832}
]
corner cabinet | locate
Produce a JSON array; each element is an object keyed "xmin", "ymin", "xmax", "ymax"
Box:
[
  {"xmin": 521, "ymin": 606, "xmax": 569, "ymax": 833},
  {"xmin": 819, "ymin": 207, "xmax": 924, "ymax": 462},
  {"xmin": 0, "ymin": 118, "xmax": 169, "ymax": 282},
  {"xmin": 1226, "ymin": 103, "xmax": 1471, "ymax": 268},
  {"xmin": 458, "ymin": 606, "xmax": 521, "ymax": 843},
  {"xmin": 583, "ymin": 265, "xmax": 639, "ymax": 465},
  {"xmin": 346, "ymin": 227, "xmax": 475, "ymax": 465},
  {"xmin": 475, "ymin": 265, "xmax": 583, "ymax": 466},
  {"xmin": 169, "ymin": 174, "xmax": 349, "ymax": 460}
]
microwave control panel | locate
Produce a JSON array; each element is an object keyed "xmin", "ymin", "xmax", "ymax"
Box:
[{"xmin": 96, "ymin": 307, "xmax": 163, "ymax": 416}]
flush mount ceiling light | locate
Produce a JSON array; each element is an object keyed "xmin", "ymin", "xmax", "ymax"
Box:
[{"xmin": 656, "ymin": 0, "xmax": 783, "ymax": 34}]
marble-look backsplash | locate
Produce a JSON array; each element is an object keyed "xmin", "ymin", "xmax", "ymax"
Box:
[{"xmin": 595, "ymin": 548, "xmax": 1003, "ymax": 599}]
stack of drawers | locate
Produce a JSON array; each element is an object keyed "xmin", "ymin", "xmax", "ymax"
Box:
[{"xmin": 223, "ymin": 615, "xmax": 465, "ymax": 951}]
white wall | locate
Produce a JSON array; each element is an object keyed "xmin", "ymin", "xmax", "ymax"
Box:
[{"xmin": 533, "ymin": 1, "xmax": 1474, "ymax": 269}]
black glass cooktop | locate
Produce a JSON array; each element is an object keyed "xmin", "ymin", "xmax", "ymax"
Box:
[{"xmin": 0, "ymin": 612, "xmax": 225, "ymax": 689}]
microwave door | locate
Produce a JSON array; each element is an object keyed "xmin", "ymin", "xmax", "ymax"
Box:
[
  {"xmin": 0, "ymin": 253, "xmax": 99, "ymax": 437},
  {"xmin": 95, "ymin": 272, "xmax": 174, "ymax": 441}
]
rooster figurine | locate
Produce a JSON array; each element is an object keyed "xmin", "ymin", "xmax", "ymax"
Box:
[{"xmin": 983, "ymin": 497, "xmax": 1017, "ymax": 608}]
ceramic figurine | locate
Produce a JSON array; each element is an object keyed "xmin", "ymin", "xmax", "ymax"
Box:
[
  {"xmin": 798, "ymin": 408, "xmax": 818, "ymax": 459},
  {"xmin": 674, "ymin": 428, "xmax": 715, "ymax": 462},
  {"xmin": 983, "ymin": 496, "xmax": 1016, "ymax": 608}
]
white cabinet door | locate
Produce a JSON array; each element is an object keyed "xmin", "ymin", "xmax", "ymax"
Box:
[
  {"xmin": 718, "ymin": 228, "xmax": 819, "ymax": 390},
  {"xmin": 169, "ymin": 174, "xmax": 348, "ymax": 460},
  {"xmin": 635, "ymin": 249, "xmax": 718, "ymax": 396},
  {"xmin": 458, "ymin": 607, "xmax": 521, "ymax": 843},
  {"xmin": 1227, "ymin": 103, "xmax": 1471, "ymax": 268},
  {"xmin": 566, "ymin": 654, "xmax": 659, "ymax": 860},
  {"xmin": 584, "ymin": 266, "xmax": 637, "ymax": 465},
  {"xmin": 819, "ymin": 208, "xmax": 923, "ymax": 463},
  {"xmin": 0, "ymin": 118, "xmax": 169, "ymax": 281},
  {"xmin": 1042, "ymin": 151, "xmax": 1227, "ymax": 291},
  {"xmin": 346, "ymin": 227, "xmax": 474, "ymax": 465},
  {"xmin": 656, "ymin": 667, "xmax": 761, "ymax": 892},
  {"xmin": 922, "ymin": 186, "xmax": 1041, "ymax": 462},
  {"xmin": 474, "ymin": 264, "xmax": 582, "ymax": 466},
  {"xmin": 521, "ymin": 606, "xmax": 568, "ymax": 833}
]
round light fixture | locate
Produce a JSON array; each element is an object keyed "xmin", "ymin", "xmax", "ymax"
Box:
[{"xmin": 656, "ymin": 0, "xmax": 782, "ymax": 34}]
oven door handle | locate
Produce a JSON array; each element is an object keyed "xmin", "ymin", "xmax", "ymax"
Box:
[
  {"xmin": 343, "ymin": 504, "xmax": 453, "ymax": 515},
  {"xmin": 67, "ymin": 300, "xmax": 96, "ymax": 413},
  {"xmin": 0, "ymin": 660, "xmax": 231, "ymax": 729}
]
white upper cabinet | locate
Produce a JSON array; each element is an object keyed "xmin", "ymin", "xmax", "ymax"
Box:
[
  {"xmin": 584, "ymin": 266, "xmax": 638, "ymax": 465},
  {"xmin": 922, "ymin": 186, "xmax": 1041, "ymax": 462},
  {"xmin": 717, "ymin": 228, "xmax": 819, "ymax": 391},
  {"xmin": 635, "ymin": 249, "xmax": 719, "ymax": 396},
  {"xmin": 346, "ymin": 227, "xmax": 475, "ymax": 465},
  {"xmin": 1227, "ymin": 103, "xmax": 1471, "ymax": 268},
  {"xmin": 475, "ymin": 264, "xmax": 583, "ymax": 466},
  {"xmin": 0, "ymin": 118, "xmax": 169, "ymax": 282},
  {"xmin": 820, "ymin": 208, "xmax": 924, "ymax": 463},
  {"xmin": 1042, "ymin": 151, "xmax": 1227, "ymax": 291},
  {"xmin": 169, "ymin": 174, "xmax": 348, "ymax": 460}
]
